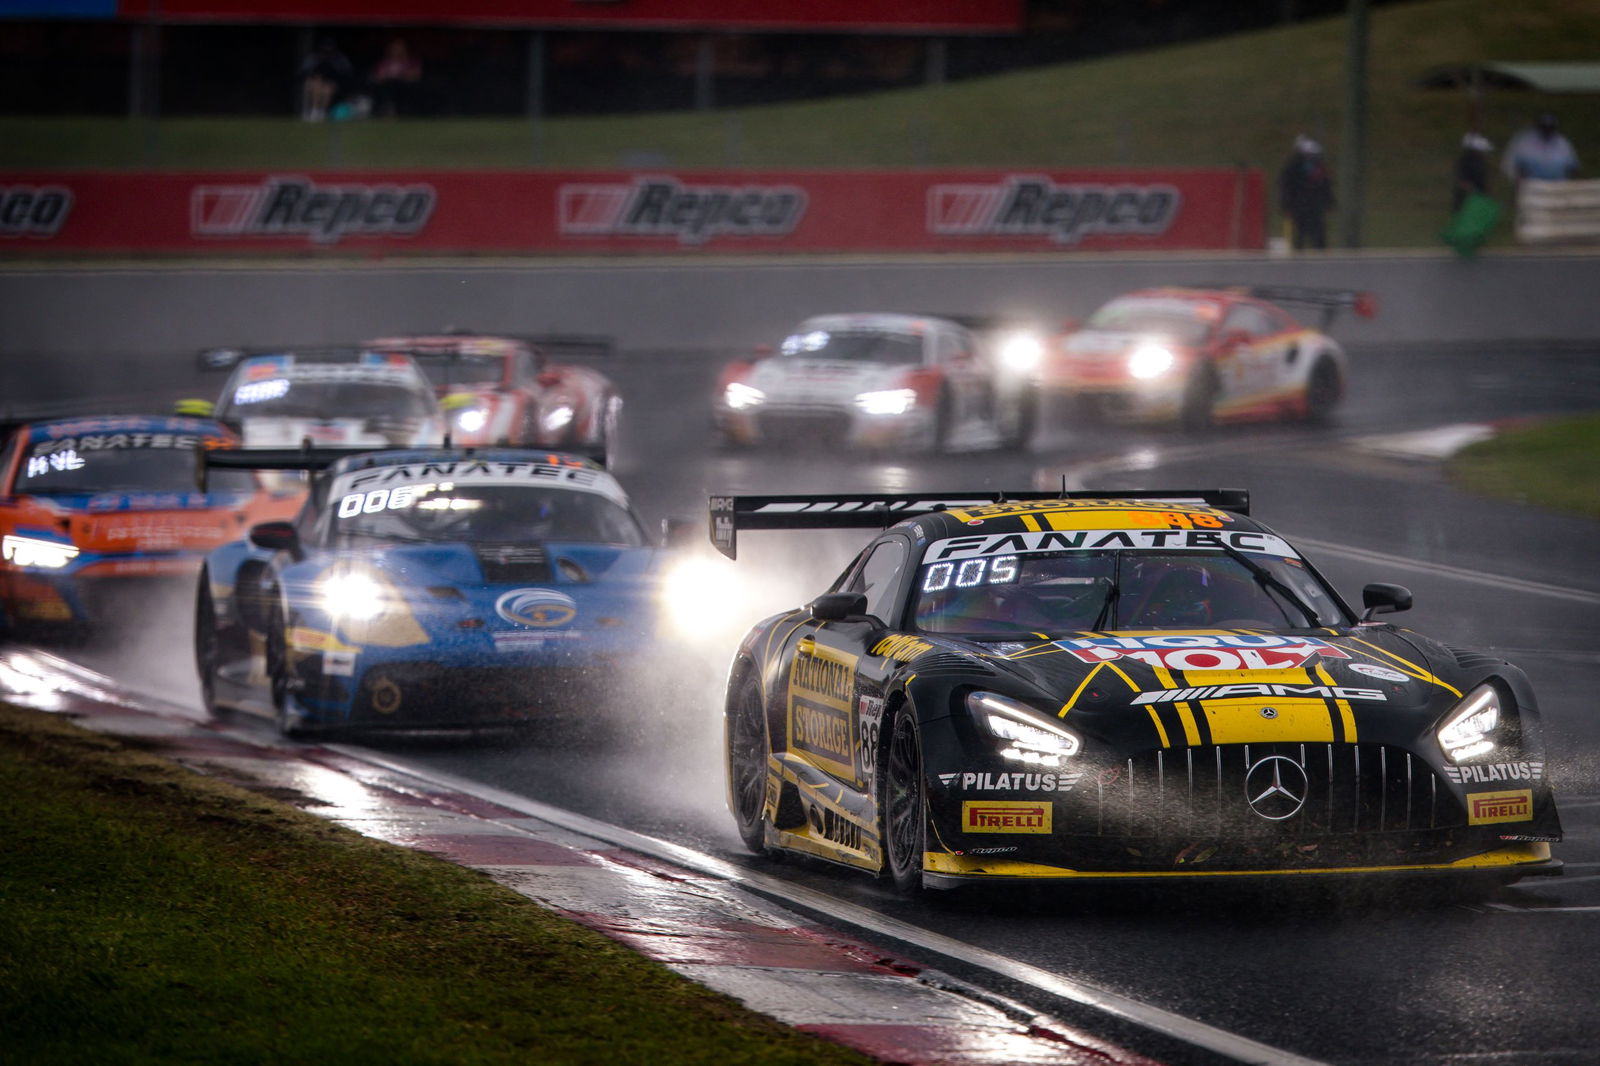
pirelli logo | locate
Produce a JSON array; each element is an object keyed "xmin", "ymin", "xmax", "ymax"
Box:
[
  {"xmin": 1467, "ymin": 789, "xmax": 1533, "ymax": 825},
  {"xmin": 962, "ymin": 800, "xmax": 1052, "ymax": 834}
]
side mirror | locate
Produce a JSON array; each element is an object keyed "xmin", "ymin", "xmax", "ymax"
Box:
[
  {"xmin": 808, "ymin": 591, "xmax": 868, "ymax": 622},
  {"xmin": 249, "ymin": 521, "xmax": 303, "ymax": 561},
  {"xmin": 660, "ymin": 516, "xmax": 699, "ymax": 550},
  {"xmin": 1222, "ymin": 329, "xmax": 1252, "ymax": 349},
  {"xmin": 1361, "ymin": 582, "xmax": 1413, "ymax": 621}
]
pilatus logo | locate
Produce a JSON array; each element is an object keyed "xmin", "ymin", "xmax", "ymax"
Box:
[
  {"xmin": 495, "ymin": 588, "xmax": 577, "ymax": 628},
  {"xmin": 191, "ymin": 177, "xmax": 436, "ymax": 243},
  {"xmin": 1, "ymin": 185, "xmax": 73, "ymax": 238},
  {"xmin": 1244, "ymin": 755, "xmax": 1308, "ymax": 821},
  {"xmin": 558, "ymin": 178, "xmax": 807, "ymax": 244},
  {"xmin": 928, "ymin": 176, "xmax": 1181, "ymax": 245}
]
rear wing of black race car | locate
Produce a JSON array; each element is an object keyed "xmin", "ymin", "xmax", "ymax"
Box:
[
  {"xmin": 1205, "ymin": 285, "xmax": 1377, "ymax": 330},
  {"xmin": 196, "ymin": 444, "xmax": 370, "ymax": 491},
  {"xmin": 708, "ymin": 488, "xmax": 1250, "ymax": 559}
]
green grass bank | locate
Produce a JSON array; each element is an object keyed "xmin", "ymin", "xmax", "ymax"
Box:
[
  {"xmin": 3, "ymin": 0, "xmax": 1599, "ymax": 248},
  {"xmin": 0, "ymin": 704, "xmax": 873, "ymax": 1066},
  {"xmin": 1449, "ymin": 413, "xmax": 1600, "ymax": 520}
]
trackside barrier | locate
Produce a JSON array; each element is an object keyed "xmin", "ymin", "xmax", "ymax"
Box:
[{"xmin": 1516, "ymin": 179, "xmax": 1600, "ymax": 244}]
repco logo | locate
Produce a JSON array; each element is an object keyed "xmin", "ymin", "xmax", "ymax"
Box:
[
  {"xmin": 191, "ymin": 177, "xmax": 435, "ymax": 244},
  {"xmin": 558, "ymin": 178, "xmax": 806, "ymax": 245},
  {"xmin": 0, "ymin": 185, "xmax": 72, "ymax": 238},
  {"xmin": 928, "ymin": 176, "xmax": 1181, "ymax": 245}
]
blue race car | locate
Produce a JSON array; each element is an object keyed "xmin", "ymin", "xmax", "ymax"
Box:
[{"xmin": 194, "ymin": 446, "xmax": 671, "ymax": 736}]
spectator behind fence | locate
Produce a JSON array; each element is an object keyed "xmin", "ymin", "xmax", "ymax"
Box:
[
  {"xmin": 1502, "ymin": 113, "xmax": 1580, "ymax": 182},
  {"xmin": 1453, "ymin": 132, "xmax": 1493, "ymax": 212},
  {"xmin": 1278, "ymin": 135, "xmax": 1335, "ymax": 250},
  {"xmin": 299, "ymin": 38, "xmax": 354, "ymax": 122},
  {"xmin": 371, "ymin": 38, "xmax": 423, "ymax": 118}
]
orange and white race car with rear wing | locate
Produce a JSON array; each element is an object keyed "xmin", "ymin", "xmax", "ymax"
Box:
[
  {"xmin": 0, "ymin": 413, "xmax": 300, "ymax": 638},
  {"xmin": 1035, "ymin": 285, "xmax": 1375, "ymax": 431}
]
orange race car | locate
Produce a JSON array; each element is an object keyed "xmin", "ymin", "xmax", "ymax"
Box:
[
  {"xmin": 1035, "ymin": 285, "xmax": 1375, "ymax": 432},
  {"xmin": 0, "ymin": 413, "xmax": 301, "ymax": 639}
]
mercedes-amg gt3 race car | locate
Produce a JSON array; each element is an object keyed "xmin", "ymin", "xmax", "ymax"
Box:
[
  {"xmin": 193, "ymin": 346, "xmax": 447, "ymax": 449},
  {"xmin": 0, "ymin": 413, "xmax": 300, "ymax": 639},
  {"xmin": 714, "ymin": 490, "xmax": 1560, "ymax": 891},
  {"xmin": 713, "ymin": 312, "xmax": 1034, "ymax": 452},
  {"xmin": 367, "ymin": 333, "xmax": 622, "ymax": 465},
  {"xmin": 1036, "ymin": 285, "xmax": 1374, "ymax": 431},
  {"xmin": 195, "ymin": 446, "xmax": 667, "ymax": 736}
]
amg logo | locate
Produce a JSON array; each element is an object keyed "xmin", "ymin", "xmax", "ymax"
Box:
[
  {"xmin": 929, "ymin": 176, "xmax": 1182, "ymax": 245},
  {"xmin": 0, "ymin": 185, "xmax": 72, "ymax": 238},
  {"xmin": 558, "ymin": 179, "xmax": 806, "ymax": 244},
  {"xmin": 1467, "ymin": 789, "xmax": 1532, "ymax": 825},
  {"xmin": 191, "ymin": 177, "xmax": 435, "ymax": 243},
  {"xmin": 962, "ymin": 800, "xmax": 1052, "ymax": 834}
]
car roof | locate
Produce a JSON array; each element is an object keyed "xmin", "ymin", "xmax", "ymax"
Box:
[
  {"xmin": 26, "ymin": 414, "xmax": 233, "ymax": 443},
  {"xmin": 322, "ymin": 447, "xmax": 627, "ymax": 505}
]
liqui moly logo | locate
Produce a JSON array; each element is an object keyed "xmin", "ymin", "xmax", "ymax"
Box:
[
  {"xmin": 191, "ymin": 177, "xmax": 436, "ymax": 243},
  {"xmin": 928, "ymin": 176, "xmax": 1181, "ymax": 245},
  {"xmin": 1060, "ymin": 634, "xmax": 1351, "ymax": 671},
  {"xmin": 558, "ymin": 178, "xmax": 807, "ymax": 244}
]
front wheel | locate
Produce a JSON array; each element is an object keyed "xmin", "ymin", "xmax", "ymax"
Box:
[
  {"xmin": 879, "ymin": 701, "xmax": 927, "ymax": 894},
  {"xmin": 263, "ymin": 594, "xmax": 306, "ymax": 738},
  {"xmin": 1304, "ymin": 358, "xmax": 1342, "ymax": 424},
  {"xmin": 727, "ymin": 672, "xmax": 770, "ymax": 855},
  {"xmin": 1180, "ymin": 365, "xmax": 1218, "ymax": 434},
  {"xmin": 194, "ymin": 571, "xmax": 225, "ymax": 717}
]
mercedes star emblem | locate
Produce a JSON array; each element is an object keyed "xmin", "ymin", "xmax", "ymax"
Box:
[{"xmin": 1244, "ymin": 755, "xmax": 1309, "ymax": 821}]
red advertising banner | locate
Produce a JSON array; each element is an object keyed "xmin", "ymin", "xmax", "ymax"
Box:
[
  {"xmin": 0, "ymin": 168, "xmax": 1264, "ymax": 255},
  {"xmin": 114, "ymin": 0, "xmax": 1023, "ymax": 32}
]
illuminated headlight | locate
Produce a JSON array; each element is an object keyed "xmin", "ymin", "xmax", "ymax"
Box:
[
  {"xmin": 724, "ymin": 382, "xmax": 765, "ymax": 410},
  {"xmin": 998, "ymin": 332, "xmax": 1045, "ymax": 373},
  {"xmin": 320, "ymin": 570, "xmax": 389, "ymax": 621},
  {"xmin": 1127, "ymin": 343, "xmax": 1176, "ymax": 379},
  {"xmin": 453, "ymin": 406, "xmax": 488, "ymax": 433},
  {"xmin": 540, "ymin": 404, "xmax": 575, "ymax": 433},
  {"xmin": 1437, "ymin": 683, "xmax": 1504, "ymax": 763},
  {"xmin": 968, "ymin": 691, "xmax": 1081, "ymax": 765},
  {"xmin": 855, "ymin": 388, "xmax": 917, "ymax": 416},
  {"xmin": 658, "ymin": 554, "xmax": 741, "ymax": 631},
  {"xmin": 2, "ymin": 534, "xmax": 79, "ymax": 569}
]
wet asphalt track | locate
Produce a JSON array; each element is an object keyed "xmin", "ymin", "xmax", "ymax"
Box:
[{"xmin": 53, "ymin": 338, "xmax": 1600, "ymax": 1065}]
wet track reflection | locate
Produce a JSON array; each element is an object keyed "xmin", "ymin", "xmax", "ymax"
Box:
[{"xmin": 30, "ymin": 338, "xmax": 1600, "ymax": 1065}]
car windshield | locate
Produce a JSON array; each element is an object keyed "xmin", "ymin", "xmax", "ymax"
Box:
[
  {"xmin": 21, "ymin": 441, "xmax": 252, "ymax": 496},
  {"xmin": 327, "ymin": 484, "xmax": 645, "ymax": 547},
  {"xmin": 220, "ymin": 378, "xmax": 434, "ymax": 421},
  {"xmin": 417, "ymin": 355, "xmax": 503, "ymax": 388},
  {"xmin": 779, "ymin": 328, "xmax": 924, "ymax": 365},
  {"xmin": 912, "ymin": 549, "xmax": 1343, "ymax": 636},
  {"xmin": 1083, "ymin": 299, "xmax": 1214, "ymax": 346}
]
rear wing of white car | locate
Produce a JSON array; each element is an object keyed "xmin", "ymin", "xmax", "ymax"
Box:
[{"xmin": 708, "ymin": 488, "xmax": 1250, "ymax": 559}]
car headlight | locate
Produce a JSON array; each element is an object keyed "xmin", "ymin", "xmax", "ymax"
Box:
[
  {"xmin": 320, "ymin": 570, "xmax": 389, "ymax": 621},
  {"xmin": 1127, "ymin": 343, "xmax": 1176, "ymax": 379},
  {"xmin": 855, "ymin": 388, "xmax": 917, "ymax": 416},
  {"xmin": 998, "ymin": 332, "xmax": 1045, "ymax": 373},
  {"xmin": 540, "ymin": 403, "xmax": 576, "ymax": 433},
  {"xmin": 1437, "ymin": 683, "xmax": 1506, "ymax": 763},
  {"xmin": 2, "ymin": 534, "xmax": 80, "ymax": 569},
  {"xmin": 454, "ymin": 406, "xmax": 488, "ymax": 433},
  {"xmin": 967, "ymin": 690, "xmax": 1081, "ymax": 766},
  {"xmin": 724, "ymin": 382, "xmax": 765, "ymax": 410}
]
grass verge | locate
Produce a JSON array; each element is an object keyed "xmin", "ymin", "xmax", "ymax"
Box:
[
  {"xmin": 1449, "ymin": 414, "xmax": 1600, "ymax": 520},
  {"xmin": 0, "ymin": 703, "xmax": 873, "ymax": 1066}
]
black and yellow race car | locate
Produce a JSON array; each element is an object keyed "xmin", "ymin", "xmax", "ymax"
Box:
[{"xmin": 712, "ymin": 489, "xmax": 1562, "ymax": 891}]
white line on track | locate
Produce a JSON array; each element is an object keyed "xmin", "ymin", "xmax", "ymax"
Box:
[
  {"xmin": 334, "ymin": 743, "xmax": 1331, "ymax": 1066},
  {"xmin": 1283, "ymin": 534, "xmax": 1600, "ymax": 606}
]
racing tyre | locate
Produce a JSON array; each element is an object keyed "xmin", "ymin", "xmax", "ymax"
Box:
[
  {"xmin": 926, "ymin": 389, "xmax": 952, "ymax": 454},
  {"xmin": 1003, "ymin": 386, "xmax": 1038, "ymax": 451},
  {"xmin": 1304, "ymin": 358, "xmax": 1342, "ymax": 424},
  {"xmin": 263, "ymin": 594, "xmax": 305, "ymax": 738},
  {"xmin": 600, "ymin": 393, "xmax": 622, "ymax": 469},
  {"xmin": 1180, "ymin": 365, "xmax": 1218, "ymax": 434},
  {"xmin": 880, "ymin": 700, "xmax": 927, "ymax": 894},
  {"xmin": 194, "ymin": 572, "xmax": 226, "ymax": 718},
  {"xmin": 727, "ymin": 671, "xmax": 769, "ymax": 854}
]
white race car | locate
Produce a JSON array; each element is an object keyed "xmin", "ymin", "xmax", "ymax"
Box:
[{"xmin": 713, "ymin": 312, "xmax": 1036, "ymax": 452}]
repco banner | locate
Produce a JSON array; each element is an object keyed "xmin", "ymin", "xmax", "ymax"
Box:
[{"xmin": 0, "ymin": 168, "xmax": 1262, "ymax": 253}]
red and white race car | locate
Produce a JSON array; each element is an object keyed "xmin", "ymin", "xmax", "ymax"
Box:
[
  {"xmin": 367, "ymin": 333, "xmax": 622, "ymax": 465},
  {"xmin": 713, "ymin": 312, "xmax": 1036, "ymax": 452},
  {"xmin": 1035, "ymin": 286, "xmax": 1375, "ymax": 431}
]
